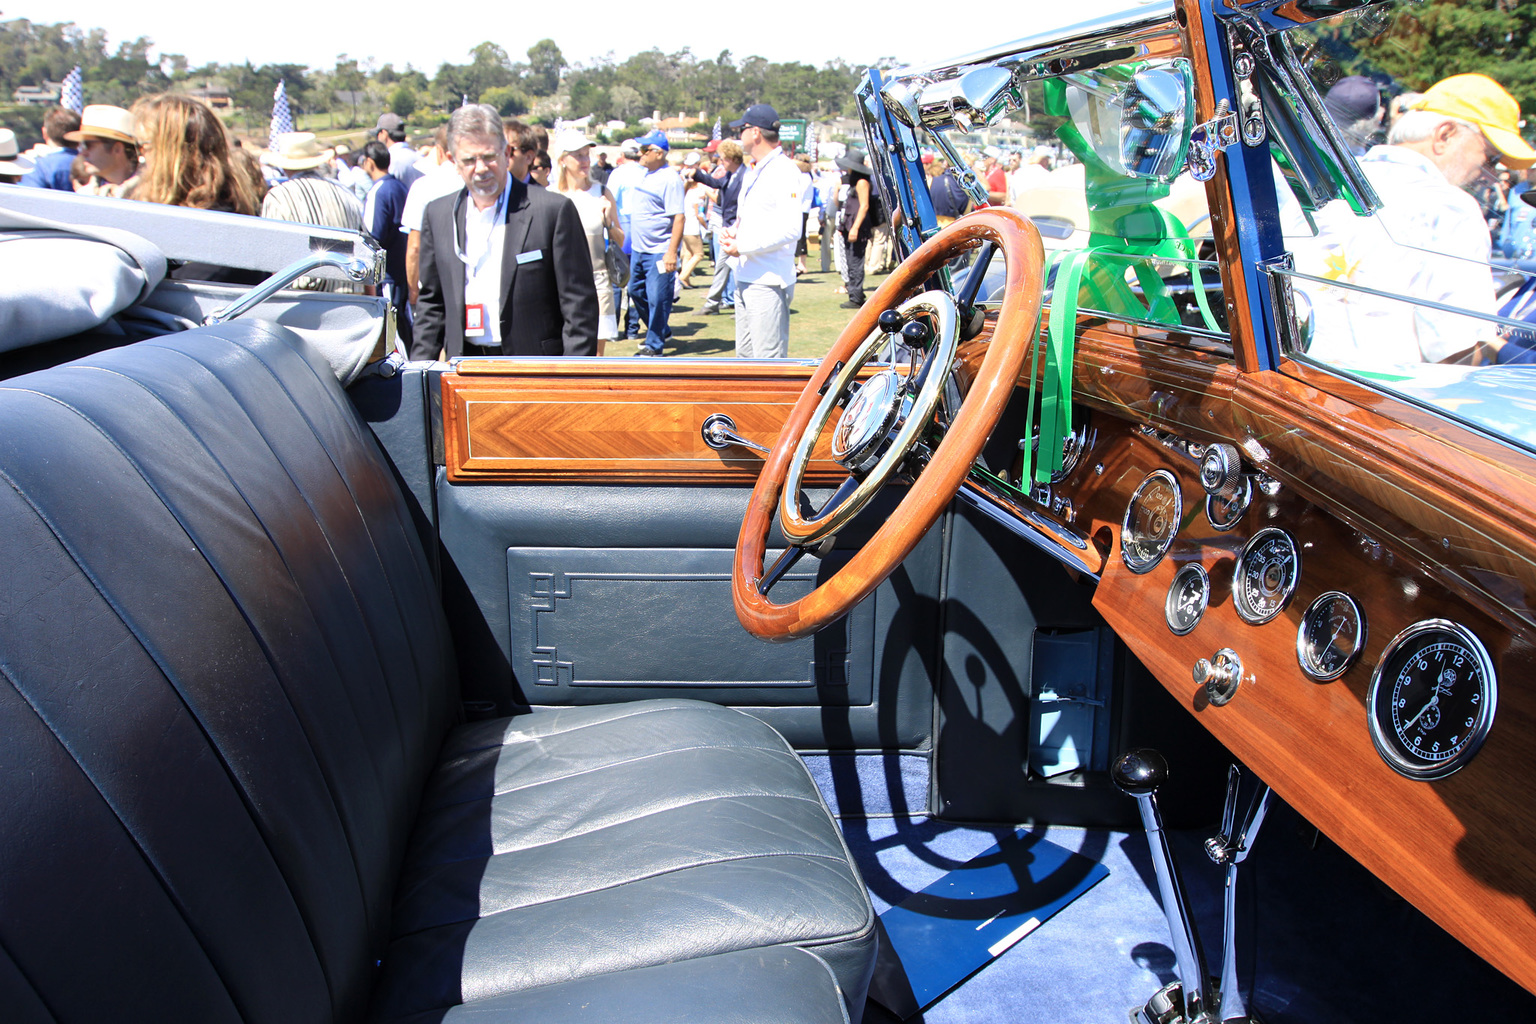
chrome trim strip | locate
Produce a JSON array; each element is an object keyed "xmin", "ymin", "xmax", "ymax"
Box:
[{"xmin": 957, "ymin": 479, "xmax": 1100, "ymax": 581}]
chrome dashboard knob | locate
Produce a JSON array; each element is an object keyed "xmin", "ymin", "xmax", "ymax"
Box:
[
  {"xmin": 1194, "ymin": 648, "xmax": 1244, "ymax": 706},
  {"xmin": 1199, "ymin": 443, "xmax": 1243, "ymax": 497}
]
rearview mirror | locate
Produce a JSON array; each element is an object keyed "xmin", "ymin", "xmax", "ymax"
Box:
[
  {"xmin": 1066, "ymin": 59, "xmax": 1194, "ymax": 182},
  {"xmin": 881, "ymin": 65, "xmax": 1021, "ymax": 133}
]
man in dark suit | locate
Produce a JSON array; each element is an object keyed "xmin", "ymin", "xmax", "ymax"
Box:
[{"xmin": 412, "ymin": 104, "xmax": 597, "ymax": 360}]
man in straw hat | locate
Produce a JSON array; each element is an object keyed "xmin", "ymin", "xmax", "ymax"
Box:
[
  {"xmin": 260, "ymin": 132, "xmax": 365, "ymax": 292},
  {"xmin": 1298, "ymin": 72, "xmax": 1536, "ymax": 367},
  {"xmin": 0, "ymin": 128, "xmax": 36, "ymax": 184},
  {"xmin": 66, "ymin": 104, "xmax": 140, "ymax": 197}
]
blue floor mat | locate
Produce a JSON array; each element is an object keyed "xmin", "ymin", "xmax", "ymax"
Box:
[{"xmin": 869, "ymin": 828, "xmax": 1109, "ymax": 1018}]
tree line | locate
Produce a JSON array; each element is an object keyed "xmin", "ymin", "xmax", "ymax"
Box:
[{"xmin": 0, "ymin": 18, "xmax": 881, "ymax": 138}]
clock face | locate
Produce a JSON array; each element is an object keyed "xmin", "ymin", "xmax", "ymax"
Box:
[{"xmin": 1367, "ymin": 620, "xmax": 1497, "ymax": 781}]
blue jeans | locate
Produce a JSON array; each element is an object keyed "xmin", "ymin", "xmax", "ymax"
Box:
[{"xmin": 628, "ymin": 252, "xmax": 674, "ymax": 353}]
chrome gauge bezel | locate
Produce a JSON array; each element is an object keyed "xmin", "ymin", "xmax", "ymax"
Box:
[
  {"xmin": 1367, "ymin": 619, "xmax": 1497, "ymax": 781},
  {"xmin": 1165, "ymin": 562, "xmax": 1210, "ymax": 636},
  {"xmin": 1205, "ymin": 477, "xmax": 1252, "ymax": 532},
  {"xmin": 1121, "ymin": 469, "xmax": 1182, "ymax": 575},
  {"xmin": 1295, "ymin": 590, "xmax": 1366, "ymax": 681},
  {"xmin": 1232, "ymin": 526, "xmax": 1300, "ymax": 625}
]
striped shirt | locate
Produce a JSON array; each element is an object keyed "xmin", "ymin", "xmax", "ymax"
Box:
[{"xmin": 261, "ymin": 174, "xmax": 366, "ymax": 292}]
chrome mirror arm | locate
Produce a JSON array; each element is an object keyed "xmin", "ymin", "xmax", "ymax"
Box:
[{"xmin": 204, "ymin": 252, "xmax": 372, "ymax": 326}]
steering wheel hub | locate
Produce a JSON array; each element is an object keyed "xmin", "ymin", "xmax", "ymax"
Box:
[{"xmin": 832, "ymin": 370, "xmax": 908, "ymax": 474}]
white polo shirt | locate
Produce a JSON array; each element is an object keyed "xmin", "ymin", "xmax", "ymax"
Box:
[
  {"xmin": 401, "ymin": 160, "xmax": 465, "ymax": 234},
  {"xmin": 733, "ymin": 148, "xmax": 804, "ymax": 288}
]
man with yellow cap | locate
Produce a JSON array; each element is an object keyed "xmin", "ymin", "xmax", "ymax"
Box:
[
  {"xmin": 66, "ymin": 104, "xmax": 140, "ymax": 198},
  {"xmin": 1298, "ymin": 72, "xmax": 1535, "ymax": 368}
]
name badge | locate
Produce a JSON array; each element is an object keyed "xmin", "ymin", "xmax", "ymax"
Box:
[
  {"xmin": 464, "ymin": 303, "xmax": 486, "ymax": 338},
  {"xmin": 516, "ymin": 249, "xmax": 544, "ymax": 265}
]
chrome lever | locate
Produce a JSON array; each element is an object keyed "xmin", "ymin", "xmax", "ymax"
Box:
[
  {"xmin": 701, "ymin": 413, "xmax": 771, "ymax": 456},
  {"xmin": 204, "ymin": 252, "xmax": 372, "ymax": 325},
  {"xmin": 1113, "ymin": 749, "xmax": 1215, "ymax": 1024},
  {"xmin": 1205, "ymin": 764, "xmax": 1272, "ymax": 1024}
]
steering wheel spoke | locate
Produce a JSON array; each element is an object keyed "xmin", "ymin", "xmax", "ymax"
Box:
[{"xmin": 734, "ymin": 208, "xmax": 1045, "ymax": 641}]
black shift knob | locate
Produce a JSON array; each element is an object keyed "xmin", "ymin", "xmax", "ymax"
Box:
[
  {"xmin": 901, "ymin": 319, "xmax": 934, "ymax": 347},
  {"xmin": 1112, "ymin": 748, "xmax": 1169, "ymax": 797},
  {"xmin": 877, "ymin": 309, "xmax": 905, "ymax": 333}
]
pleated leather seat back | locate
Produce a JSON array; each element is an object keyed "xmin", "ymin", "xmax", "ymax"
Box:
[{"xmin": 0, "ymin": 322, "xmax": 457, "ymax": 1023}]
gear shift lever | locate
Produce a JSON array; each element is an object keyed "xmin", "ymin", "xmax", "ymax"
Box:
[{"xmin": 1113, "ymin": 749, "xmax": 1215, "ymax": 1024}]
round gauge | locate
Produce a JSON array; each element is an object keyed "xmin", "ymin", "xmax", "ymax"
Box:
[
  {"xmin": 1368, "ymin": 620, "xmax": 1497, "ymax": 781},
  {"xmin": 1296, "ymin": 591, "xmax": 1366, "ymax": 681},
  {"xmin": 1232, "ymin": 527, "xmax": 1300, "ymax": 625},
  {"xmin": 1121, "ymin": 470, "xmax": 1183, "ymax": 574},
  {"xmin": 1205, "ymin": 477, "xmax": 1252, "ymax": 533},
  {"xmin": 1165, "ymin": 563, "xmax": 1210, "ymax": 636}
]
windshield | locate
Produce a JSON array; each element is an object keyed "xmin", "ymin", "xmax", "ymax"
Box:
[
  {"xmin": 1273, "ymin": 1, "xmax": 1536, "ymax": 450},
  {"xmin": 861, "ymin": 46, "xmax": 1229, "ymax": 351}
]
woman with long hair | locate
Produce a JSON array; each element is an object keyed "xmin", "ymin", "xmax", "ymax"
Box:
[
  {"xmin": 130, "ymin": 93, "xmax": 262, "ymax": 215},
  {"xmin": 551, "ymin": 130, "xmax": 624, "ymax": 354}
]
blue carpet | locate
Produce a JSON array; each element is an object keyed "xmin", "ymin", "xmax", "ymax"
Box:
[{"xmin": 846, "ymin": 803, "xmax": 1536, "ymax": 1023}]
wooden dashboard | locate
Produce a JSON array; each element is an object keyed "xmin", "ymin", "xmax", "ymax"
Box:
[{"xmin": 959, "ymin": 324, "xmax": 1536, "ymax": 995}]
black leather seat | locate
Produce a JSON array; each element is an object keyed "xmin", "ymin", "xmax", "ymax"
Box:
[{"xmin": 0, "ymin": 322, "xmax": 875, "ymax": 1023}]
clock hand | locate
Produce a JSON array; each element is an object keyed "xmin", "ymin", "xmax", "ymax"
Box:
[{"xmin": 1402, "ymin": 694, "xmax": 1438, "ymax": 732}]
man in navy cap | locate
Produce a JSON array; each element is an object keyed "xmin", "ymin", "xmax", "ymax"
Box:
[
  {"xmin": 626, "ymin": 129, "xmax": 685, "ymax": 355},
  {"xmin": 1323, "ymin": 76, "xmax": 1382, "ymax": 156},
  {"xmin": 724, "ymin": 104, "xmax": 804, "ymax": 358}
]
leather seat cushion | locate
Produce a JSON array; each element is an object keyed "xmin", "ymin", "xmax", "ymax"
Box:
[
  {"xmin": 387, "ymin": 946, "xmax": 850, "ymax": 1024},
  {"xmin": 370, "ymin": 700, "xmax": 876, "ymax": 1020}
]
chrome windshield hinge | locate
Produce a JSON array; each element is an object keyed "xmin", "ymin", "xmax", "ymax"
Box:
[{"xmin": 1187, "ymin": 99, "xmax": 1241, "ymax": 182}]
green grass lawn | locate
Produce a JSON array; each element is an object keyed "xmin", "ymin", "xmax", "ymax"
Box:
[{"xmin": 634, "ymin": 237, "xmax": 889, "ymax": 360}]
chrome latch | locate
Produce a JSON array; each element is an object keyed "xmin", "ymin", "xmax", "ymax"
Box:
[
  {"xmin": 701, "ymin": 413, "xmax": 771, "ymax": 456},
  {"xmin": 1187, "ymin": 100, "xmax": 1240, "ymax": 183}
]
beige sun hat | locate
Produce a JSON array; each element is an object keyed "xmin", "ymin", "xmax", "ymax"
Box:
[
  {"xmin": 549, "ymin": 128, "xmax": 592, "ymax": 161},
  {"xmin": 63, "ymin": 104, "xmax": 138, "ymax": 145},
  {"xmin": 0, "ymin": 128, "xmax": 36, "ymax": 174},
  {"xmin": 263, "ymin": 132, "xmax": 335, "ymax": 171}
]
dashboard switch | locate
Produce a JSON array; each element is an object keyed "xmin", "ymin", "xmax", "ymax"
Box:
[{"xmin": 1194, "ymin": 648, "xmax": 1244, "ymax": 706}]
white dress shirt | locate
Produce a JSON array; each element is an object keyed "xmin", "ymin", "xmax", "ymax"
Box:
[
  {"xmin": 733, "ymin": 148, "xmax": 805, "ymax": 288},
  {"xmin": 461, "ymin": 185, "xmax": 510, "ymax": 349}
]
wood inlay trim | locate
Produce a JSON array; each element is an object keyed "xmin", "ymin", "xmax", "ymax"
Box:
[{"xmin": 441, "ymin": 368, "xmax": 863, "ymax": 484}]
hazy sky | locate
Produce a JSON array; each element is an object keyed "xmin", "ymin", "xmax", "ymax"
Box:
[{"xmin": 18, "ymin": 2, "xmax": 1151, "ymax": 74}]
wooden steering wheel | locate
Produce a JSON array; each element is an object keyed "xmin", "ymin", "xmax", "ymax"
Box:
[{"xmin": 733, "ymin": 207, "xmax": 1045, "ymax": 641}]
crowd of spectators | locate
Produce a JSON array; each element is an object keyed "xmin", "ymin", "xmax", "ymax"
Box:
[
  {"xmin": 7, "ymin": 65, "xmax": 1532, "ymax": 367},
  {"xmin": 2, "ymin": 91, "xmax": 902, "ymax": 360}
]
